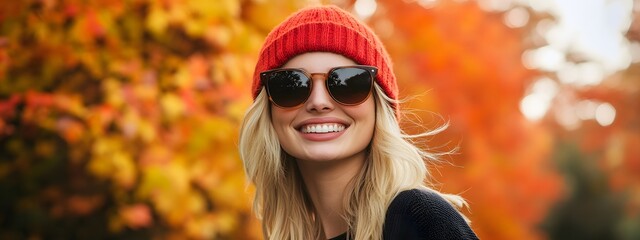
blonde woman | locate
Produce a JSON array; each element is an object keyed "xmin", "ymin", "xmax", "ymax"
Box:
[{"xmin": 239, "ymin": 5, "xmax": 478, "ymax": 240}]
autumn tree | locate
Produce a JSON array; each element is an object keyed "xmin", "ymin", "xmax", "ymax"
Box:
[{"xmin": 0, "ymin": 0, "xmax": 279, "ymax": 238}]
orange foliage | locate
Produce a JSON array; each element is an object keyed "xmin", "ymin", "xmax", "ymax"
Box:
[{"xmin": 376, "ymin": 1, "xmax": 563, "ymax": 239}]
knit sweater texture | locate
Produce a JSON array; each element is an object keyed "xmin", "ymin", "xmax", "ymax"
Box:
[{"xmin": 329, "ymin": 189, "xmax": 479, "ymax": 240}]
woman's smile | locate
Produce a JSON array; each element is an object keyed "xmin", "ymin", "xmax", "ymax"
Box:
[
  {"xmin": 300, "ymin": 123, "xmax": 346, "ymax": 134},
  {"xmin": 296, "ymin": 117, "xmax": 350, "ymax": 141}
]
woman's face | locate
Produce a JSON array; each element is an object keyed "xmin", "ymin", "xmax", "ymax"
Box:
[{"xmin": 270, "ymin": 52, "xmax": 375, "ymax": 164}]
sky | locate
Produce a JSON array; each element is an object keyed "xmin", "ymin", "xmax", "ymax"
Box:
[{"xmin": 512, "ymin": 0, "xmax": 634, "ymax": 128}]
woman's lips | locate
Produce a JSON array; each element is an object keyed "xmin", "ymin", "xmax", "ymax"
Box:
[{"xmin": 299, "ymin": 127, "xmax": 346, "ymax": 141}]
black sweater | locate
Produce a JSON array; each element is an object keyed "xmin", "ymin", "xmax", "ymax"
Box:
[{"xmin": 329, "ymin": 189, "xmax": 479, "ymax": 240}]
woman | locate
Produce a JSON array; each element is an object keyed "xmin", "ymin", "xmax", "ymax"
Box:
[{"xmin": 239, "ymin": 5, "xmax": 478, "ymax": 240}]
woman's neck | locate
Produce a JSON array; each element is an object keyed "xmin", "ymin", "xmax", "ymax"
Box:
[{"xmin": 296, "ymin": 152, "xmax": 366, "ymax": 239}]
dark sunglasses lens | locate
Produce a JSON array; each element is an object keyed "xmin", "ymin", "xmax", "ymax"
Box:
[
  {"xmin": 266, "ymin": 70, "xmax": 310, "ymax": 107},
  {"xmin": 327, "ymin": 68, "xmax": 372, "ymax": 104}
]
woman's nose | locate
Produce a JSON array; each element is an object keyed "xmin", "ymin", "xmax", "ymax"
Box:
[{"xmin": 304, "ymin": 76, "xmax": 335, "ymax": 113}]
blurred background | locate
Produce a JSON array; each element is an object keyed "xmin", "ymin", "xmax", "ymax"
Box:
[{"xmin": 0, "ymin": 0, "xmax": 638, "ymax": 239}]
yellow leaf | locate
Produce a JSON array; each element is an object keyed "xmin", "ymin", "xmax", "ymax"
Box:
[
  {"xmin": 137, "ymin": 119, "xmax": 156, "ymax": 143},
  {"xmin": 137, "ymin": 165, "xmax": 174, "ymax": 199},
  {"xmin": 185, "ymin": 18, "xmax": 206, "ymax": 37},
  {"xmin": 205, "ymin": 25, "xmax": 232, "ymax": 48},
  {"xmin": 173, "ymin": 66, "xmax": 190, "ymax": 89},
  {"xmin": 161, "ymin": 93, "xmax": 185, "ymax": 122},
  {"xmin": 211, "ymin": 172, "xmax": 250, "ymax": 210},
  {"xmin": 167, "ymin": 159, "xmax": 191, "ymax": 193},
  {"xmin": 89, "ymin": 138, "xmax": 117, "ymax": 178},
  {"xmin": 186, "ymin": 190, "xmax": 205, "ymax": 215},
  {"xmin": 146, "ymin": 5, "xmax": 169, "ymax": 35},
  {"xmin": 168, "ymin": 3, "xmax": 188, "ymax": 24},
  {"xmin": 133, "ymin": 84, "xmax": 158, "ymax": 101},
  {"xmin": 185, "ymin": 214, "xmax": 217, "ymax": 239},
  {"xmin": 187, "ymin": 0, "xmax": 240, "ymax": 19},
  {"xmin": 226, "ymin": 98, "xmax": 251, "ymax": 121},
  {"xmin": 112, "ymin": 150, "xmax": 136, "ymax": 189},
  {"xmin": 214, "ymin": 210, "xmax": 238, "ymax": 235},
  {"xmin": 103, "ymin": 78, "xmax": 124, "ymax": 108}
]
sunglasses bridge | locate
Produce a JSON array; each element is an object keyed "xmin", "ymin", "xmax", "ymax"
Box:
[{"xmin": 309, "ymin": 73, "xmax": 329, "ymax": 79}]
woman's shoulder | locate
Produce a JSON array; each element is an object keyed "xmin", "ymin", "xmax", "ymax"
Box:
[
  {"xmin": 383, "ymin": 188, "xmax": 479, "ymax": 239},
  {"xmin": 387, "ymin": 188, "xmax": 460, "ymax": 216},
  {"xmin": 388, "ymin": 189, "xmax": 448, "ymax": 209}
]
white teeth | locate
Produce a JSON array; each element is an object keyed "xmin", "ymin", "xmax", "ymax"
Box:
[{"xmin": 302, "ymin": 124, "xmax": 346, "ymax": 133}]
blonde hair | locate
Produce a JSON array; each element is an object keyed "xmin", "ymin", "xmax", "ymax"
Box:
[{"xmin": 238, "ymin": 84, "xmax": 467, "ymax": 240}]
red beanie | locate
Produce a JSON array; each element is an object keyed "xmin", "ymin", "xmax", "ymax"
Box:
[{"xmin": 252, "ymin": 5, "xmax": 398, "ymax": 104}]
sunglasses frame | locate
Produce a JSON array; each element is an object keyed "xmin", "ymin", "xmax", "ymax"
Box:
[{"xmin": 260, "ymin": 65, "xmax": 378, "ymax": 109}]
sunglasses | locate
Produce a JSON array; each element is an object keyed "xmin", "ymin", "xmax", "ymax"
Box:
[{"xmin": 260, "ymin": 65, "xmax": 377, "ymax": 108}]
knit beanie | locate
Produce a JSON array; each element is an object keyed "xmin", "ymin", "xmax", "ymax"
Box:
[{"xmin": 252, "ymin": 5, "xmax": 398, "ymax": 105}]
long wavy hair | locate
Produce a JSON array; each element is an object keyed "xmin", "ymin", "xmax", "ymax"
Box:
[{"xmin": 238, "ymin": 84, "xmax": 467, "ymax": 240}]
